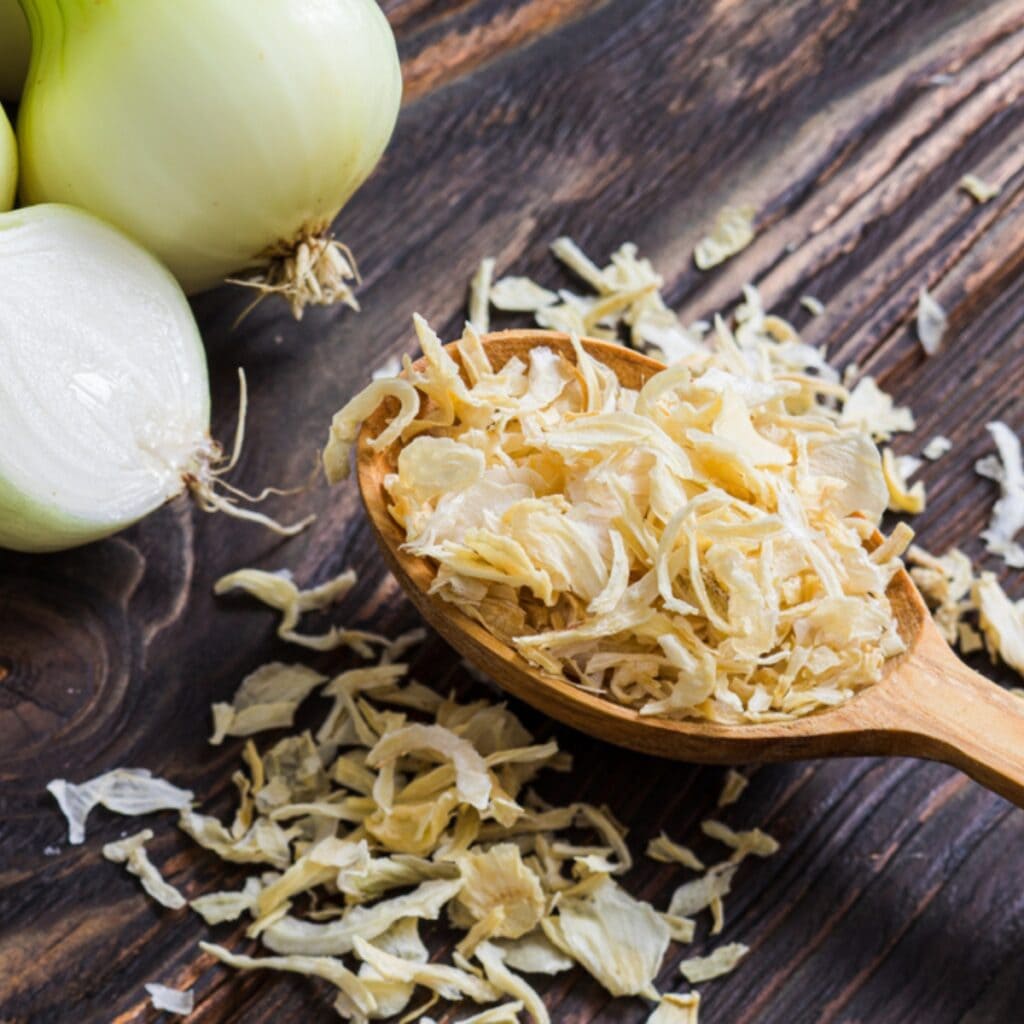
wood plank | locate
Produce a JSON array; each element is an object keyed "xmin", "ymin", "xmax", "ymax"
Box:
[{"xmin": 2, "ymin": 0, "xmax": 1023, "ymax": 1021}]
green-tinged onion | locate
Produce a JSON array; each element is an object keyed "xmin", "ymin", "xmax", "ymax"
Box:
[
  {"xmin": 0, "ymin": 0, "xmax": 30, "ymax": 99},
  {"xmin": 0, "ymin": 205, "xmax": 308, "ymax": 552},
  {"xmin": 17, "ymin": 0, "xmax": 402, "ymax": 319},
  {"xmin": 0, "ymin": 103, "xmax": 15, "ymax": 210}
]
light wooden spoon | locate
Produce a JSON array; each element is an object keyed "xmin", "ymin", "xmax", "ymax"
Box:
[{"xmin": 357, "ymin": 329, "xmax": 1024, "ymax": 806}]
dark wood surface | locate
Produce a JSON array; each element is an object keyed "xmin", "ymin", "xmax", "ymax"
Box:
[{"xmin": 2, "ymin": 1, "xmax": 1023, "ymax": 1021}]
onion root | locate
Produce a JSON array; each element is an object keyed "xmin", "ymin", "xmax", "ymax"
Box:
[{"xmin": 230, "ymin": 231, "xmax": 362, "ymax": 321}]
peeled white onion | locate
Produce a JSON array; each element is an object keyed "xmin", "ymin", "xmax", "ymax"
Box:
[
  {"xmin": 0, "ymin": 0, "xmax": 30, "ymax": 100},
  {"xmin": 17, "ymin": 0, "xmax": 402, "ymax": 316},
  {"xmin": 0, "ymin": 205, "xmax": 211, "ymax": 552},
  {"xmin": 0, "ymin": 102, "xmax": 15, "ymax": 210}
]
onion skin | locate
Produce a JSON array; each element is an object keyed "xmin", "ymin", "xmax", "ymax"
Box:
[
  {"xmin": 17, "ymin": 0, "xmax": 402, "ymax": 294},
  {"xmin": 0, "ymin": 0, "xmax": 29, "ymax": 100},
  {"xmin": 0, "ymin": 103, "xmax": 14, "ymax": 211}
]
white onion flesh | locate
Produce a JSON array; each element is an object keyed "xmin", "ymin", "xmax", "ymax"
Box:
[
  {"xmin": 0, "ymin": 102, "xmax": 15, "ymax": 210},
  {"xmin": 18, "ymin": 0, "xmax": 402, "ymax": 304},
  {"xmin": 0, "ymin": 0, "xmax": 30, "ymax": 100},
  {"xmin": 0, "ymin": 205, "xmax": 210, "ymax": 552}
]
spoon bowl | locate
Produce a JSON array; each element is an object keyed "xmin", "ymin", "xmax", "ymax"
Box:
[{"xmin": 357, "ymin": 330, "xmax": 1024, "ymax": 806}]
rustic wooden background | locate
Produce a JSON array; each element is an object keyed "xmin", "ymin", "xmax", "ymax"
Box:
[{"xmin": 2, "ymin": 0, "xmax": 1024, "ymax": 1020}]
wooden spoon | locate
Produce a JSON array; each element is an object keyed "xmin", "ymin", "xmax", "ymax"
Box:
[{"xmin": 357, "ymin": 329, "xmax": 1024, "ymax": 806}]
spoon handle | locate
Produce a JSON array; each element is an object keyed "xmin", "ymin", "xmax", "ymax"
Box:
[{"xmin": 881, "ymin": 639, "xmax": 1024, "ymax": 807}]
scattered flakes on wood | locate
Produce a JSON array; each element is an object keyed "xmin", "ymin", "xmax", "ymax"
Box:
[
  {"xmin": 468, "ymin": 257, "xmax": 495, "ymax": 333},
  {"xmin": 201, "ymin": 942, "xmax": 377, "ymax": 1015},
  {"xmin": 976, "ymin": 421, "xmax": 1024, "ymax": 568},
  {"xmin": 209, "ymin": 663, "xmax": 327, "ymax": 744},
  {"xmin": 47, "ymin": 768, "xmax": 193, "ymax": 845},
  {"xmin": 191, "ymin": 877, "xmax": 264, "ymax": 925},
  {"xmin": 700, "ymin": 820, "xmax": 779, "ymax": 863},
  {"xmin": 799, "ymin": 295, "xmax": 825, "ymax": 316},
  {"xmin": 897, "ymin": 454, "xmax": 923, "ymax": 480},
  {"xmin": 907, "ymin": 545, "xmax": 976, "ymax": 646},
  {"xmin": 922, "ymin": 436, "xmax": 952, "ymax": 461},
  {"xmin": 55, "ymin": 628, "xmax": 779, "ymax": 1019},
  {"xmin": 144, "ymin": 983, "xmax": 194, "ymax": 1016},
  {"xmin": 959, "ymin": 173, "xmax": 1000, "ymax": 204},
  {"xmin": 717, "ymin": 769, "xmax": 748, "ymax": 808},
  {"xmin": 973, "ymin": 573, "xmax": 1024, "ymax": 676},
  {"xmin": 693, "ymin": 205, "xmax": 756, "ymax": 270},
  {"xmin": 489, "ymin": 276, "xmax": 559, "ymax": 312},
  {"xmin": 679, "ymin": 943, "xmax": 749, "ymax": 984},
  {"xmin": 647, "ymin": 991, "xmax": 701, "ymax": 1022},
  {"xmin": 214, "ymin": 566, "xmax": 388, "ymax": 654},
  {"xmin": 916, "ymin": 287, "xmax": 947, "ymax": 356},
  {"xmin": 102, "ymin": 829, "xmax": 186, "ymax": 910},
  {"xmin": 646, "ymin": 833, "xmax": 704, "ymax": 872},
  {"xmin": 668, "ymin": 863, "xmax": 738, "ymax": 919},
  {"xmin": 882, "ymin": 447, "xmax": 926, "ymax": 514},
  {"xmin": 543, "ymin": 875, "xmax": 669, "ymax": 999},
  {"xmin": 839, "ymin": 377, "xmax": 915, "ymax": 441}
]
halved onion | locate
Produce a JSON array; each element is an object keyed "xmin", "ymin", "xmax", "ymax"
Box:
[{"xmin": 0, "ymin": 205, "xmax": 213, "ymax": 552}]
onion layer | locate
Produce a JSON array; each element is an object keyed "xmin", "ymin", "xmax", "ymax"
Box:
[
  {"xmin": 0, "ymin": 205, "xmax": 210, "ymax": 552},
  {"xmin": 0, "ymin": 103, "xmax": 14, "ymax": 210},
  {"xmin": 0, "ymin": 0, "xmax": 30, "ymax": 100},
  {"xmin": 17, "ymin": 0, "xmax": 402, "ymax": 316}
]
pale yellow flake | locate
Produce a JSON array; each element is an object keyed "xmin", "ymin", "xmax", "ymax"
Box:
[
  {"xmin": 922, "ymin": 436, "xmax": 952, "ymax": 461},
  {"xmin": 646, "ymin": 833, "xmax": 704, "ymax": 872},
  {"xmin": 469, "ymin": 258, "xmax": 496, "ymax": 333},
  {"xmin": 323, "ymin": 376, "xmax": 421, "ymax": 484},
  {"xmin": 214, "ymin": 567, "xmax": 385, "ymax": 654},
  {"xmin": 102, "ymin": 829, "xmax": 186, "ymax": 910},
  {"xmin": 973, "ymin": 573, "xmax": 1024, "ymax": 676},
  {"xmin": 700, "ymin": 819, "xmax": 779, "ymax": 862},
  {"xmin": 352, "ymin": 936, "xmax": 499, "ymax": 1003},
  {"xmin": 717, "ymin": 770, "xmax": 748, "ymax": 808},
  {"xmin": 694, "ymin": 206, "xmax": 756, "ymax": 270},
  {"xmin": 646, "ymin": 992, "xmax": 701, "ymax": 1023},
  {"xmin": 544, "ymin": 875, "xmax": 669, "ymax": 999},
  {"xmin": 959, "ymin": 173, "xmax": 1001, "ymax": 203},
  {"xmin": 209, "ymin": 663, "xmax": 326, "ymax": 744},
  {"xmin": 476, "ymin": 942, "xmax": 550, "ymax": 1024},
  {"xmin": 48, "ymin": 769, "xmax": 193, "ymax": 845},
  {"xmin": 144, "ymin": 983, "xmax": 193, "ymax": 1016},
  {"xmin": 882, "ymin": 447, "xmax": 926, "ymax": 514},
  {"xmin": 200, "ymin": 942, "xmax": 376, "ymax": 1015},
  {"xmin": 977, "ymin": 422, "xmax": 1024, "ymax": 568},
  {"xmin": 679, "ymin": 943, "xmax": 749, "ymax": 983},
  {"xmin": 916, "ymin": 288, "xmax": 947, "ymax": 356},
  {"xmin": 490, "ymin": 276, "xmax": 559, "ymax": 313},
  {"xmin": 455, "ymin": 844, "xmax": 546, "ymax": 939}
]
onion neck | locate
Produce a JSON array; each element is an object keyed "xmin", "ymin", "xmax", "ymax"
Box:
[{"xmin": 19, "ymin": 0, "xmax": 96, "ymax": 66}]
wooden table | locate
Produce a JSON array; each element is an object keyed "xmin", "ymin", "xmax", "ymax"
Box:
[{"xmin": 2, "ymin": 1, "xmax": 1023, "ymax": 1020}]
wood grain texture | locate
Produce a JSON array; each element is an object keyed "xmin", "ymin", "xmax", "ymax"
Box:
[{"xmin": 2, "ymin": 0, "xmax": 1023, "ymax": 1021}]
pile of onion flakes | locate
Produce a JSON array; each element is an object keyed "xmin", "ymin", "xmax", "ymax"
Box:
[
  {"xmin": 326, "ymin": 294, "xmax": 913, "ymax": 723},
  {"xmin": 50, "ymin": 591, "xmax": 781, "ymax": 1022}
]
